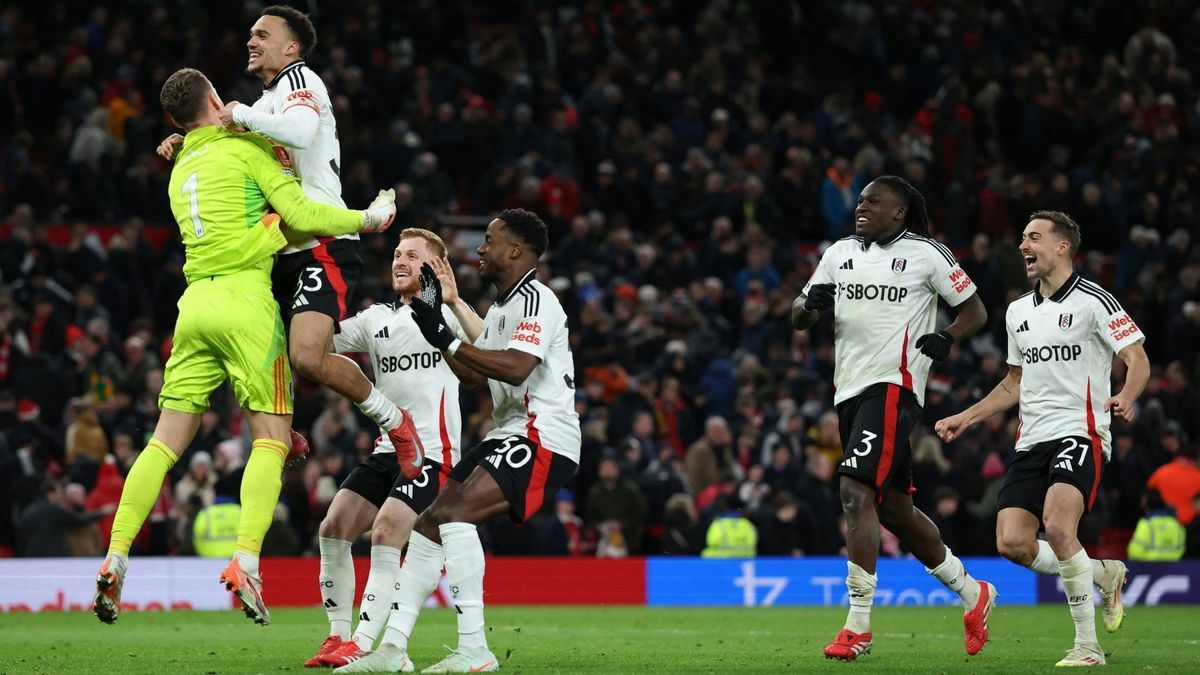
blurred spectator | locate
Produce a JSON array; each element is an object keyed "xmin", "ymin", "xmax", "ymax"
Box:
[
  {"xmin": 686, "ymin": 416, "xmax": 738, "ymax": 496},
  {"xmin": 701, "ymin": 496, "xmax": 758, "ymax": 558},
  {"xmin": 756, "ymin": 491, "xmax": 814, "ymax": 557},
  {"xmin": 1128, "ymin": 489, "xmax": 1186, "ymax": 562},
  {"xmin": 1145, "ymin": 434, "xmax": 1200, "ymax": 526},
  {"xmin": 537, "ymin": 489, "xmax": 593, "ymax": 557},
  {"xmin": 17, "ymin": 479, "xmax": 110, "ymax": 556},
  {"xmin": 584, "ymin": 457, "xmax": 648, "ymax": 555}
]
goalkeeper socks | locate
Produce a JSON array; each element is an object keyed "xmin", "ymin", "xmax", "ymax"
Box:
[
  {"xmin": 109, "ymin": 439, "xmax": 178, "ymax": 556},
  {"xmin": 235, "ymin": 439, "xmax": 287, "ymax": 558},
  {"xmin": 1059, "ymin": 549, "xmax": 1099, "ymax": 644},
  {"xmin": 319, "ymin": 537, "xmax": 355, "ymax": 639},
  {"xmin": 358, "ymin": 386, "xmax": 404, "ymax": 430},
  {"xmin": 352, "ymin": 545, "xmax": 403, "ymax": 649},
  {"xmin": 235, "ymin": 550, "xmax": 260, "ymax": 578},
  {"xmin": 1031, "ymin": 540, "xmax": 1111, "ymax": 585},
  {"xmin": 382, "ymin": 532, "xmax": 445, "ymax": 649},
  {"xmin": 441, "ymin": 523, "xmax": 488, "ymax": 649},
  {"xmin": 843, "ymin": 561, "xmax": 876, "ymax": 634},
  {"xmin": 928, "ymin": 546, "xmax": 981, "ymax": 607}
]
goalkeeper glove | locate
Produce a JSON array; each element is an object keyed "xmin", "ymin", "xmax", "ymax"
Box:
[{"xmin": 361, "ymin": 188, "xmax": 397, "ymax": 233}]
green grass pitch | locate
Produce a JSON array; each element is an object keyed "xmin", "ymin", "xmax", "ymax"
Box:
[{"xmin": 1, "ymin": 605, "xmax": 1198, "ymax": 672}]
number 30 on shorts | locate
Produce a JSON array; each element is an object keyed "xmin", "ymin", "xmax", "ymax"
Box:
[{"xmin": 486, "ymin": 435, "xmax": 536, "ymax": 469}]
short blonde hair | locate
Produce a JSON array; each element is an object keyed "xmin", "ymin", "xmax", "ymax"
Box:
[{"xmin": 399, "ymin": 227, "xmax": 448, "ymax": 258}]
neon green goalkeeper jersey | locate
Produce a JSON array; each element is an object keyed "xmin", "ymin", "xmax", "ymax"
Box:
[{"xmin": 167, "ymin": 126, "xmax": 363, "ymax": 284}]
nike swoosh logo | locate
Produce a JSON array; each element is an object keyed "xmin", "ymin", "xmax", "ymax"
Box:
[{"xmin": 470, "ymin": 660, "xmax": 497, "ymax": 672}]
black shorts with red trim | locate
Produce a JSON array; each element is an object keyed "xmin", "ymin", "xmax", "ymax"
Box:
[
  {"xmin": 272, "ymin": 237, "xmax": 362, "ymax": 328},
  {"xmin": 341, "ymin": 454, "xmax": 449, "ymax": 512},
  {"xmin": 835, "ymin": 382, "xmax": 922, "ymax": 493},
  {"xmin": 997, "ymin": 436, "xmax": 1104, "ymax": 516},
  {"xmin": 449, "ymin": 434, "xmax": 578, "ymax": 523}
]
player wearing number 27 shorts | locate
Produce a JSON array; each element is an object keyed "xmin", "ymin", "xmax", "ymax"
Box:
[{"xmin": 936, "ymin": 211, "xmax": 1150, "ymax": 667}]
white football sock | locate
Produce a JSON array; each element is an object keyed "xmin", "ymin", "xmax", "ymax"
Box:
[
  {"xmin": 381, "ymin": 532, "xmax": 444, "ymax": 650},
  {"xmin": 358, "ymin": 387, "xmax": 404, "ymax": 430},
  {"xmin": 440, "ymin": 522, "xmax": 488, "ymax": 649},
  {"xmin": 843, "ymin": 561, "xmax": 877, "ymax": 634},
  {"xmin": 1059, "ymin": 549, "xmax": 1099, "ymax": 644},
  {"xmin": 1032, "ymin": 539, "xmax": 1110, "ymax": 585},
  {"xmin": 928, "ymin": 546, "xmax": 980, "ymax": 607},
  {"xmin": 353, "ymin": 545, "xmax": 403, "ymax": 649},
  {"xmin": 319, "ymin": 536, "xmax": 354, "ymax": 639},
  {"xmin": 235, "ymin": 550, "xmax": 259, "ymax": 578}
]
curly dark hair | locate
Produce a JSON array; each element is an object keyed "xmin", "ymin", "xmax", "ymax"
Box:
[
  {"xmin": 262, "ymin": 4, "xmax": 318, "ymax": 58},
  {"xmin": 496, "ymin": 208, "xmax": 549, "ymax": 257},
  {"xmin": 872, "ymin": 175, "xmax": 932, "ymax": 237}
]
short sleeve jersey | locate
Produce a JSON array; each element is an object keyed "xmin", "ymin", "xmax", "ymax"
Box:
[
  {"xmin": 1005, "ymin": 274, "xmax": 1145, "ymax": 458},
  {"xmin": 803, "ymin": 230, "xmax": 977, "ymax": 406},
  {"xmin": 250, "ymin": 61, "xmax": 351, "ymax": 254},
  {"xmin": 167, "ymin": 127, "xmax": 296, "ymax": 284},
  {"xmin": 333, "ymin": 302, "xmax": 469, "ymax": 467},
  {"xmin": 474, "ymin": 270, "xmax": 582, "ymax": 462}
]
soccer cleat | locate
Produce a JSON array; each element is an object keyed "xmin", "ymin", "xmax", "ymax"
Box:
[
  {"xmin": 287, "ymin": 429, "xmax": 311, "ymax": 468},
  {"xmin": 220, "ymin": 558, "xmax": 270, "ymax": 626},
  {"xmin": 1055, "ymin": 641, "xmax": 1106, "ymax": 667},
  {"xmin": 320, "ymin": 639, "xmax": 374, "ymax": 668},
  {"xmin": 93, "ymin": 554, "xmax": 128, "ymax": 624},
  {"xmin": 963, "ymin": 580, "xmax": 997, "ymax": 655},
  {"xmin": 332, "ymin": 643, "xmax": 415, "ymax": 672},
  {"xmin": 387, "ymin": 407, "xmax": 426, "ymax": 480},
  {"xmin": 823, "ymin": 629, "xmax": 872, "ymax": 661},
  {"xmin": 1097, "ymin": 560, "xmax": 1127, "ymax": 633},
  {"xmin": 422, "ymin": 645, "xmax": 499, "ymax": 672},
  {"xmin": 304, "ymin": 635, "xmax": 348, "ymax": 668}
]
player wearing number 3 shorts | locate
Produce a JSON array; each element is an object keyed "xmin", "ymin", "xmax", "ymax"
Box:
[
  {"xmin": 936, "ymin": 211, "xmax": 1149, "ymax": 667},
  {"xmin": 335, "ymin": 209, "xmax": 580, "ymax": 674},
  {"xmin": 793, "ymin": 176, "xmax": 995, "ymax": 661}
]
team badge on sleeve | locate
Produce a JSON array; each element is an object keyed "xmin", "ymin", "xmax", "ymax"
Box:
[
  {"xmin": 892, "ymin": 258, "xmax": 907, "ymax": 274},
  {"xmin": 1059, "ymin": 313, "xmax": 1073, "ymax": 330}
]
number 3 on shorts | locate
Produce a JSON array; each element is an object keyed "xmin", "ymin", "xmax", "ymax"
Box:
[{"xmin": 853, "ymin": 430, "xmax": 877, "ymax": 457}]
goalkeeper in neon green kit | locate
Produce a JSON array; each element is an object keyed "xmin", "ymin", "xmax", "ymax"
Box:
[{"xmin": 93, "ymin": 67, "xmax": 397, "ymax": 626}]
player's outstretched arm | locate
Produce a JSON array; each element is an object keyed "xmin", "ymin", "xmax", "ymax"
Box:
[
  {"xmin": 1105, "ymin": 341, "xmax": 1149, "ymax": 422},
  {"xmin": 943, "ymin": 293, "xmax": 988, "ymax": 342},
  {"xmin": 431, "ymin": 256, "xmax": 484, "ymax": 342},
  {"xmin": 934, "ymin": 364, "xmax": 1022, "ymax": 442},
  {"xmin": 267, "ymin": 182, "xmax": 395, "ymax": 242},
  {"xmin": 409, "ymin": 296, "xmax": 537, "ymax": 386}
]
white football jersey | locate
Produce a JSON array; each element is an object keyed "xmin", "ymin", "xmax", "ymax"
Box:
[
  {"xmin": 475, "ymin": 269, "xmax": 581, "ymax": 462},
  {"xmin": 1005, "ymin": 274, "xmax": 1144, "ymax": 458},
  {"xmin": 334, "ymin": 301, "xmax": 469, "ymax": 466},
  {"xmin": 803, "ymin": 230, "xmax": 977, "ymax": 406},
  {"xmin": 249, "ymin": 60, "xmax": 352, "ymax": 254}
]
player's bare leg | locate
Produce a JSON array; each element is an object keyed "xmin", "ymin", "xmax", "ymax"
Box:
[
  {"xmin": 324, "ymin": 498, "xmax": 419, "ymax": 667},
  {"xmin": 1044, "ymin": 483, "xmax": 1106, "ymax": 666},
  {"xmin": 879, "ymin": 488, "xmax": 994, "ymax": 655},
  {"xmin": 290, "ymin": 311, "xmax": 424, "ymax": 478},
  {"xmin": 336, "ymin": 479, "xmax": 502, "ymax": 674},
  {"xmin": 305, "ymin": 489, "xmax": 379, "ymax": 667},
  {"xmin": 95, "ymin": 409, "xmax": 201, "ymax": 623},
  {"xmin": 997, "ymin": 507, "xmax": 1127, "ymax": 634},
  {"xmin": 824, "ymin": 477, "xmax": 879, "ymax": 661}
]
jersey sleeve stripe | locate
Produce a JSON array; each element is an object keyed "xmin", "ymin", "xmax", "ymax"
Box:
[
  {"xmin": 519, "ymin": 286, "xmax": 540, "ymax": 317},
  {"xmin": 1077, "ymin": 280, "xmax": 1121, "ymax": 313},
  {"xmin": 903, "ymin": 234, "xmax": 957, "ymax": 266}
]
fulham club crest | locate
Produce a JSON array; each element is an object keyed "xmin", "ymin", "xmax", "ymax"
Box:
[
  {"xmin": 891, "ymin": 258, "xmax": 907, "ymax": 274},
  {"xmin": 1059, "ymin": 313, "xmax": 1073, "ymax": 330}
]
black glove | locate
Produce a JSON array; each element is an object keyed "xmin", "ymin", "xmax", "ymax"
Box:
[
  {"xmin": 803, "ymin": 283, "xmax": 837, "ymax": 311},
  {"xmin": 914, "ymin": 330, "xmax": 955, "ymax": 361},
  {"xmin": 409, "ymin": 297, "xmax": 456, "ymax": 350},
  {"xmin": 417, "ymin": 262, "xmax": 443, "ymax": 311}
]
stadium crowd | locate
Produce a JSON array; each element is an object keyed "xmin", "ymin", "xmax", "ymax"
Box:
[{"xmin": 2, "ymin": 1, "xmax": 1199, "ymax": 562}]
